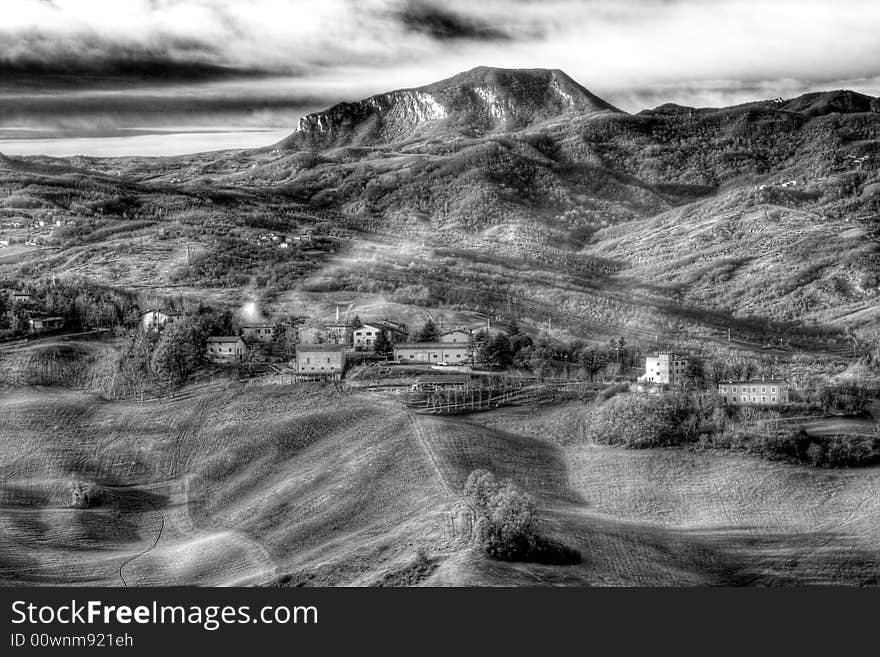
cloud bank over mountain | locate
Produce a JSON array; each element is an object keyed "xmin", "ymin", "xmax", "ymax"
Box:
[{"xmin": 2, "ymin": 0, "xmax": 879, "ymax": 154}]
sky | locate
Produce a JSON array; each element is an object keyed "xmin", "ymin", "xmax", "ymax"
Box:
[{"xmin": 1, "ymin": 0, "xmax": 879, "ymax": 156}]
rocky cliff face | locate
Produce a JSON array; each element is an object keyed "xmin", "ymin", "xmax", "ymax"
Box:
[{"xmin": 280, "ymin": 66, "xmax": 622, "ymax": 149}]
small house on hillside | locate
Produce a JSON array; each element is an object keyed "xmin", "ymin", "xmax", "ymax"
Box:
[
  {"xmin": 28, "ymin": 316, "xmax": 65, "ymax": 333},
  {"xmin": 295, "ymin": 344, "xmax": 346, "ymax": 379},
  {"xmin": 141, "ymin": 309, "xmax": 181, "ymax": 333},
  {"xmin": 393, "ymin": 342, "xmax": 471, "ymax": 365},
  {"xmin": 11, "ymin": 291, "xmax": 32, "ymax": 303},
  {"xmin": 241, "ymin": 322, "xmax": 277, "ymax": 343},
  {"xmin": 207, "ymin": 336, "xmax": 247, "ymax": 364},
  {"xmin": 719, "ymin": 380, "xmax": 790, "ymax": 406},
  {"xmin": 353, "ymin": 323, "xmax": 384, "ymax": 350},
  {"xmin": 353, "ymin": 321, "xmax": 408, "ymax": 350},
  {"xmin": 637, "ymin": 353, "xmax": 689, "ymax": 386}
]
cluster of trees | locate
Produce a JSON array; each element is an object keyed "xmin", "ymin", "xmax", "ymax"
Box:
[
  {"xmin": 584, "ymin": 392, "xmax": 705, "ymax": 448},
  {"xmin": 1, "ymin": 278, "xmax": 141, "ymax": 334},
  {"xmin": 464, "ymin": 469, "xmax": 580, "ymax": 565},
  {"xmin": 586, "ymin": 389, "xmax": 880, "ymax": 468},
  {"xmin": 149, "ymin": 305, "xmax": 234, "ymax": 387}
]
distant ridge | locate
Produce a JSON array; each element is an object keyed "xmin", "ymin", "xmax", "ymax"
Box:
[{"xmin": 279, "ymin": 66, "xmax": 622, "ymax": 149}]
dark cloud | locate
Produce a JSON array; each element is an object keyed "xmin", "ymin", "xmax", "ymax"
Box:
[
  {"xmin": 397, "ymin": 1, "xmax": 509, "ymax": 41},
  {"xmin": 0, "ymin": 57, "xmax": 266, "ymax": 86}
]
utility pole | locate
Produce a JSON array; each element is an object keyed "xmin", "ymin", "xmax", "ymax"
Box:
[{"xmin": 728, "ymin": 328, "xmax": 731, "ymax": 343}]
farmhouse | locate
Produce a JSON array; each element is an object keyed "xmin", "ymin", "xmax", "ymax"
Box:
[
  {"xmin": 637, "ymin": 352, "xmax": 689, "ymax": 386},
  {"xmin": 140, "ymin": 309, "xmax": 181, "ymax": 333},
  {"xmin": 353, "ymin": 320, "xmax": 407, "ymax": 350},
  {"xmin": 28, "ymin": 316, "xmax": 65, "ymax": 333},
  {"xmin": 206, "ymin": 336, "xmax": 247, "ymax": 363},
  {"xmin": 393, "ymin": 342, "xmax": 471, "ymax": 364},
  {"xmin": 439, "ymin": 328, "xmax": 472, "ymax": 344},
  {"xmin": 295, "ymin": 344, "xmax": 346, "ymax": 379},
  {"xmin": 353, "ymin": 323, "xmax": 385, "ymax": 349},
  {"xmin": 719, "ymin": 380, "xmax": 790, "ymax": 406},
  {"xmin": 325, "ymin": 322, "xmax": 353, "ymax": 346},
  {"xmin": 241, "ymin": 322, "xmax": 276, "ymax": 343},
  {"xmin": 10, "ymin": 291, "xmax": 31, "ymax": 303}
]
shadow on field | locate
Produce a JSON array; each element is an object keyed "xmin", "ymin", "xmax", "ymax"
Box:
[
  {"xmin": 523, "ymin": 511, "xmax": 880, "ymax": 586},
  {"xmin": 679, "ymin": 525, "xmax": 880, "ymax": 586},
  {"xmin": 0, "ymin": 443, "xmax": 171, "ymax": 584}
]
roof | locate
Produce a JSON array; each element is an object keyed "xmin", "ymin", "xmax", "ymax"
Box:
[
  {"xmin": 721, "ymin": 380, "xmax": 788, "ymax": 386},
  {"xmin": 241, "ymin": 322, "xmax": 275, "ymax": 328},
  {"xmin": 30, "ymin": 316, "xmax": 64, "ymax": 322},
  {"xmin": 440, "ymin": 328, "xmax": 471, "ymax": 335},
  {"xmin": 207, "ymin": 336, "xmax": 245, "ymax": 343},
  {"xmin": 394, "ymin": 342, "xmax": 470, "ymax": 350},
  {"xmin": 358, "ymin": 320, "xmax": 407, "ymax": 333}
]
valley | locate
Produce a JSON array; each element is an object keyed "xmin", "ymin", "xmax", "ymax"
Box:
[{"xmin": 2, "ymin": 67, "xmax": 880, "ymax": 586}]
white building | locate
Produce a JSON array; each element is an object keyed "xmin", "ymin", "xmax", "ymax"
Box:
[
  {"xmin": 637, "ymin": 353, "xmax": 689, "ymax": 386},
  {"xmin": 719, "ymin": 380, "xmax": 790, "ymax": 406},
  {"xmin": 140, "ymin": 309, "xmax": 181, "ymax": 333},
  {"xmin": 353, "ymin": 323, "xmax": 385, "ymax": 350},
  {"xmin": 207, "ymin": 336, "xmax": 247, "ymax": 363},
  {"xmin": 393, "ymin": 342, "xmax": 471, "ymax": 365}
]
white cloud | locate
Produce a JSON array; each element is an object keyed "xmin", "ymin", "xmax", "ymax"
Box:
[{"xmin": 1, "ymin": 0, "xmax": 879, "ymax": 112}]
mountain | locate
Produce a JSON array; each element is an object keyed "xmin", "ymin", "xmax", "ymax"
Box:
[
  {"xmin": 2, "ymin": 68, "xmax": 880, "ymax": 355},
  {"xmin": 279, "ymin": 66, "xmax": 621, "ymax": 150}
]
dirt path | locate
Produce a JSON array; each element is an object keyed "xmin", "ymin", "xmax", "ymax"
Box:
[
  {"xmin": 406, "ymin": 412, "xmax": 476, "ymax": 547},
  {"xmin": 117, "ymin": 492, "xmax": 165, "ymax": 587}
]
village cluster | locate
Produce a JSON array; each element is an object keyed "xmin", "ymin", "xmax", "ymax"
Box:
[
  {"xmin": 133, "ymin": 304, "xmax": 795, "ymax": 406},
  {"xmin": 140, "ymin": 306, "xmax": 475, "ymax": 381}
]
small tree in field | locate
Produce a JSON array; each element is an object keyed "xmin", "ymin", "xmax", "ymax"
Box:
[{"xmin": 463, "ymin": 469, "xmax": 578, "ymax": 564}]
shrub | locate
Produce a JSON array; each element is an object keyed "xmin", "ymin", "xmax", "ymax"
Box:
[
  {"xmin": 69, "ymin": 481, "xmax": 100, "ymax": 508},
  {"xmin": 585, "ymin": 393, "xmax": 699, "ymax": 448}
]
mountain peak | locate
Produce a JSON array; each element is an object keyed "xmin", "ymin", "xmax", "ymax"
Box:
[
  {"xmin": 280, "ymin": 66, "xmax": 620, "ymax": 150},
  {"xmin": 775, "ymin": 89, "xmax": 880, "ymax": 117}
]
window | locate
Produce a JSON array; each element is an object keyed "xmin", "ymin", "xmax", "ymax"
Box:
[
  {"xmin": 761, "ymin": 396, "xmax": 766, "ymax": 402},
  {"xmin": 771, "ymin": 387, "xmax": 777, "ymax": 393},
  {"xmin": 761, "ymin": 387, "xmax": 766, "ymax": 393},
  {"xmin": 751, "ymin": 396, "xmax": 756, "ymax": 402},
  {"xmin": 771, "ymin": 396, "xmax": 776, "ymax": 402},
  {"xmin": 742, "ymin": 396, "xmax": 747, "ymax": 402}
]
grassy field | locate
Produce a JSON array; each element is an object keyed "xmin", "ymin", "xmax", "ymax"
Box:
[{"xmin": 2, "ymin": 382, "xmax": 879, "ymax": 586}]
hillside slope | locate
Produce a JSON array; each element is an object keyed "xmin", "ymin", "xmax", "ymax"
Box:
[{"xmin": 2, "ymin": 67, "xmax": 879, "ymax": 356}]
